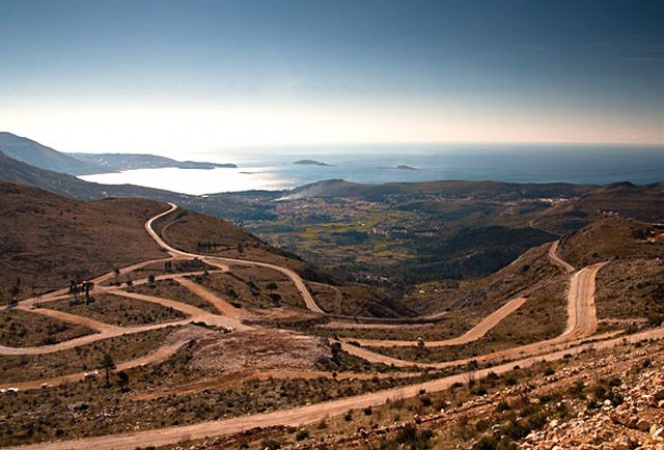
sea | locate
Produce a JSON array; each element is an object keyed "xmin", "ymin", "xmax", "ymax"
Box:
[{"xmin": 78, "ymin": 143, "xmax": 664, "ymax": 196}]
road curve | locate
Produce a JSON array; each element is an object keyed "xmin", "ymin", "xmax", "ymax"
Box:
[
  {"xmin": 343, "ymin": 297, "xmax": 527, "ymax": 348},
  {"xmin": 0, "ymin": 340, "xmax": 188, "ymax": 391},
  {"xmin": 549, "ymin": 240, "xmax": 575, "ymax": 273},
  {"xmin": 146, "ymin": 203, "xmax": 325, "ymax": 314},
  {"xmin": 340, "ymin": 261, "xmax": 607, "ymax": 368}
]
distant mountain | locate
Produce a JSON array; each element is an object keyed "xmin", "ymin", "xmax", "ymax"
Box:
[
  {"xmin": 282, "ymin": 178, "xmax": 595, "ymax": 201},
  {"xmin": 70, "ymin": 153, "xmax": 237, "ymax": 173},
  {"xmin": 0, "ymin": 150, "xmax": 179, "ymax": 200},
  {"xmin": 0, "ymin": 132, "xmax": 94, "ymax": 174},
  {"xmin": 0, "ymin": 132, "xmax": 237, "ymax": 175}
]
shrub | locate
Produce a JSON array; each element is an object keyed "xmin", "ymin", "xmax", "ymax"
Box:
[
  {"xmin": 472, "ymin": 435, "xmax": 499, "ymax": 450},
  {"xmin": 569, "ymin": 380, "xmax": 585, "ymax": 399},
  {"xmin": 295, "ymin": 429, "xmax": 309, "ymax": 441},
  {"xmin": 394, "ymin": 423, "xmax": 433, "ymax": 449},
  {"xmin": 260, "ymin": 438, "xmax": 282, "ymax": 450},
  {"xmin": 472, "ymin": 387, "xmax": 488, "ymax": 397},
  {"xmin": 501, "ymin": 418, "xmax": 530, "ymax": 440},
  {"xmin": 495, "ymin": 400, "xmax": 511, "ymax": 412}
]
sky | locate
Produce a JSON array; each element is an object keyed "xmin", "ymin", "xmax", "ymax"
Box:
[{"xmin": 0, "ymin": 0, "xmax": 663, "ymax": 153}]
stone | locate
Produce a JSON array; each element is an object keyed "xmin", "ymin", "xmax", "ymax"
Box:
[
  {"xmin": 613, "ymin": 436, "xmax": 634, "ymax": 450},
  {"xmin": 637, "ymin": 419, "xmax": 652, "ymax": 432}
]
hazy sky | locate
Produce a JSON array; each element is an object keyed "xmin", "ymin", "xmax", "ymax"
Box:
[{"xmin": 1, "ymin": 0, "xmax": 663, "ymax": 152}]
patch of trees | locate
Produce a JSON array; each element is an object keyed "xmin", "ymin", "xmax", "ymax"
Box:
[{"xmin": 330, "ymin": 230, "xmax": 369, "ymax": 246}]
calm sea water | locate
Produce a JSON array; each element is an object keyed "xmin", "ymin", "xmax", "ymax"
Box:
[{"xmin": 79, "ymin": 143, "xmax": 663, "ymax": 195}]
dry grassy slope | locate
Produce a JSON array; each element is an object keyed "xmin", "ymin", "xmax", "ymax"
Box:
[
  {"xmin": 554, "ymin": 217, "xmax": 664, "ymax": 325},
  {"xmin": 0, "ymin": 182, "xmax": 167, "ymax": 301},
  {"xmin": 558, "ymin": 217, "xmax": 662, "ymax": 268},
  {"xmin": 595, "ymin": 258, "xmax": 664, "ymax": 323},
  {"xmin": 155, "ymin": 209, "xmax": 338, "ymax": 284},
  {"xmin": 408, "ymin": 242, "xmax": 561, "ymax": 316},
  {"xmin": 573, "ymin": 182, "xmax": 664, "ymax": 222},
  {"xmin": 407, "ymin": 217, "xmax": 663, "ymax": 335},
  {"xmin": 534, "ymin": 182, "xmax": 664, "ymax": 234}
]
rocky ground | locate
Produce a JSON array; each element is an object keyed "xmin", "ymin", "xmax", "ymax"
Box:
[
  {"xmin": 161, "ymin": 340, "xmax": 664, "ymax": 450},
  {"xmin": 521, "ymin": 364, "xmax": 664, "ymax": 450}
]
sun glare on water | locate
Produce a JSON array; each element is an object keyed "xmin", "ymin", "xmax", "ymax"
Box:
[{"xmin": 79, "ymin": 167, "xmax": 291, "ymax": 195}]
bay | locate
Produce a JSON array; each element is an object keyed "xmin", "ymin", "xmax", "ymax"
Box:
[{"xmin": 78, "ymin": 143, "xmax": 664, "ymax": 195}]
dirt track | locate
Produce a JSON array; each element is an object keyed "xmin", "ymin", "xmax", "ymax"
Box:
[
  {"xmin": 146, "ymin": 203, "xmax": 325, "ymax": 313},
  {"xmin": 344, "ymin": 296, "xmax": 527, "ymax": 348},
  {"xmin": 548, "ymin": 239, "xmax": 575, "ymax": 273},
  {"xmin": 0, "ymin": 205, "xmax": 641, "ymax": 449},
  {"xmin": 10, "ymin": 326, "xmax": 664, "ymax": 450},
  {"xmin": 339, "ymin": 243, "xmax": 606, "ymax": 367}
]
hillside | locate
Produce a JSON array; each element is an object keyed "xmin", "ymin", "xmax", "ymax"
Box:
[
  {"xmin": 0, "ymin": 182, "xmax": 168, "ymax": 302},
  {"xmin": 558, "ymin": 217, "xmax": 664, "ymax": 268},
  {"xmin": 69, "ymin": 152, "xmax": 238, "ymax": 173},
  {"xmin": 1, "ymin": 135, "xmax": 661, "ymax": 289},
  {"xmin": 0, "ymin": 132, "xmax": 93, "ymax": 174},
  {"xmin": 0, "ymin": 182, "xmax": 303, "ymax": 302},
  {"xmin": 283, "ymin": 178, "xmax": 596, "ymax": 201},
  {"xmin": 0, "ymin": 182, "xmax": 403, "ymax": 316},
  {"xmin": 0, "ymin": 132, "xmax": 236, "ymax": 175},
  {"xmin": 0, "ymin": 182, "xmax": 663, "ymax": 449},
  {"xmin": 0, "ymin": 150, "xmax": 180, "ymax": 200}
]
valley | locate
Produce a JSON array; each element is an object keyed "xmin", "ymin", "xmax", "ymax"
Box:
[
  {"xmin": 3, "ymin": 0, "xmax": 664, "ymax": 447},
  {"xmin": 0, "ymin": 188, "xmax": 662, "ymax": 449},
  {"xmin": 0, "ymin": 136, "xmax": 662, "ymax": 449}
]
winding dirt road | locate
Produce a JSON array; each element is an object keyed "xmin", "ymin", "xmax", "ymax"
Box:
[
  {"xmin": 339, "ymin": 242, "xmax": 605, "ymax": 367},
  {"xmin": 549, "ymin": 239, "xmax": 575, "ymax": 273},
  {"xmin": 10, "ymin": 326, "xmax": 664, "ymax": 450},
  {"xmin": 343, "ymin": 296, "xmax": 527, "ymax": 348},
  {"xmin": 147, "ymin": 203, "xmax": 325, "ymax": 313},
  {"xmin": 0, "ymin": 204, "xmax": 643, "ymax": 450}
]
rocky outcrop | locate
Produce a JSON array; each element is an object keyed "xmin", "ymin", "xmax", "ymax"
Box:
[{"xmin": 521, "ymin": 368, "xmax": 664, "ymax": 450}]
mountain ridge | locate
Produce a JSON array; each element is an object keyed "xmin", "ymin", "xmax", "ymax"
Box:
[{"xmin": 0, "ymin": 132, "xmax": 237, "ymax": 175}]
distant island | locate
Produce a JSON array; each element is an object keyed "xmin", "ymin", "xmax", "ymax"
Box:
[
  {"xmin": 293, "ymin": 159, "xmax": 333, "ymax": 167},
  {"xmin": 395, "ymin": 165, "xmax": 418, "ymax": 170}
]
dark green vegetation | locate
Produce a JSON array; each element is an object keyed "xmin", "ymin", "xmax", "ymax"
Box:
[{"xmin": 237, "ymin": 180, "xmax": 662, "ymax": 286}]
